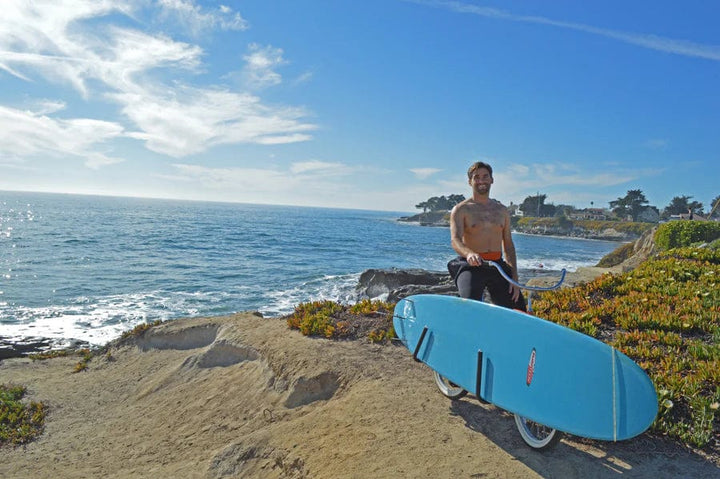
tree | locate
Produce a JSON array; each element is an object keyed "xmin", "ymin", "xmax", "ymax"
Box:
[
  {"xmin": 447, "ymin": 194, "xmax": 465, "ymax": 207},
  {"xmin": 554, "ymin": 204, "xmax": 576, "ymax": 218},
  {"xmin": 415, "ymin": 194, "xmax": 465, "ymax": 212},
  {"xmin": 610, "ymin": 190, "xmax": 649, "ymax": 221},
  {"xmin": 541, "ymin": 203, "xmax": 556, "ymax": 217},
  {"xmin": 520, "ymin": 194, "xmax": 547, "ymax": 217},
  {"xmin": 662, "ymin": 196, "xmax": 703, "ymax": 219}
]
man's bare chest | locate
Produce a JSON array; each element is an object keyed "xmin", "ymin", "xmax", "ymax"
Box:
[{"xmin": 464, "ymin": 207, "xmax": 504, "ymax": 229}]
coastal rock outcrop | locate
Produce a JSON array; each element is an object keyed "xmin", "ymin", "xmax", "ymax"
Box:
[
  {"xmin": 356, "ymin": 268, "xmax": 456, "ymax": 302},
  {"xmin": 617, "ymin": 226, "xmax": 658, "ymax": 270},
  {"xmin": 0, "ymin": 337, "xmax": 89, "ymax": 360},
  {"xmin": 397, "ymin": 211, "xmax": 450, "ymax": 226}
]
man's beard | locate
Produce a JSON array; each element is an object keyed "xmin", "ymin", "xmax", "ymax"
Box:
[{"xmin": 474, "ymin": 184, "xmax": 490, "ymax": 194}]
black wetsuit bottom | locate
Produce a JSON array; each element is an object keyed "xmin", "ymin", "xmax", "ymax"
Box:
[{"xmin": 447, "ymin": 257, "xmax": 527, "ymax": 311}]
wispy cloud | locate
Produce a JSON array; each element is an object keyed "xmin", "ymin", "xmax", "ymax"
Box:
[
  {"xmin": 171, "ymin": 164, "xmax": 287, "ymax": 190},
  {"xmin": 168, "ymin": 161, "xmax": 357, "ymax": 205},
  {"xmin": 166, "ymin": 162, "xmax": 429, "ymax": 211},
  {"xmin": 158, "ymin": 0, "xmax": 250, "ymax": 35},
  {"xmin": 644, "ymin": 139, "xmax": 669, "ymax": 150},
  {"xmin": 116, "ymin": 86, "xmax": 315, "ymax": 157},
  {"xmin": 242, "ymin": 43, "xmax": 287, "ymax": 90},
  {"xmin": 0, "ymin": 104, "xmax": 124, "ymax": 169},
  {"xmin": 0, "ymin": 0, "xmax": 315, "ymax": 166},
  {"xmin": 410, "ymin": 167, "xmax": 442, "ymax": 180},
  {"xmin": 436, "ymin": 161, "xmax": 664, "ymax": 207},
  {"xmin": 494, "ymin": 162, "xmax": 656, "ymax": 190},
  {"xmin": 290, "ymin": 160, "xmax": 350, "ymax": 175},
  {"xmin": 409, "ymin": 0, "xmax": 720, "ymax": 62}
]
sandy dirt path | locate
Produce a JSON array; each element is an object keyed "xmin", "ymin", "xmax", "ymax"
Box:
[{"xmin": 1, "ymin": 313, "xmax": 717, "ymax": 478}]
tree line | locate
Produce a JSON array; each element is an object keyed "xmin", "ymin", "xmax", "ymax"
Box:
[
  {"xmin": 415, "ymin": 190, "xmax": 720, "ymax": 222},
  {"xmin": 415, "ymin": 194, "xmax": 466, "ymax": 213}
]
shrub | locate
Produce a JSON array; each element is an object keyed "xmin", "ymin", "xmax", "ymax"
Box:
[
  {"xmin": 655, "ymin": 221, "xmax": 720, "ymax": 250},
  {"xmin": 0, "ymin": 384, "xmax": 47, "ymax": 447},
  {"xmin": 349, "ymin": 298, "xmax": 394, "ymax": 317},
  {"xmin": 29, "ymin": 348, "xmax": 94, "ymax": 373},
  {"xmin": 119, "ymin": 320, "xmax": 164, "ymax": 340},
  {"xmin": 287, "ymin": 299, "xmax": 396, "ymax": 342},
  {"xmin": 286, "ymin": 300, "xmax": 343, "ymax": 338}
]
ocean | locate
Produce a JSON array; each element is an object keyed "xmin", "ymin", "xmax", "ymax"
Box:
[{"xmin": 1, "ymin": 191, "xmax": 621, "ymax": 346}]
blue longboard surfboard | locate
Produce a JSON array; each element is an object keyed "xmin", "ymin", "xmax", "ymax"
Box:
[{"xmin": 393, "ymin": 294, "xmax": 658, "ymax": 441}]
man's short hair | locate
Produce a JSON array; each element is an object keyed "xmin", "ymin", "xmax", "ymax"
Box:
[{"xmin": 467, "ymin": 161, "xmax": 493, "ymax": 179}]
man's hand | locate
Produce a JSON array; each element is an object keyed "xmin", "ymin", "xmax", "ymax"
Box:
[
  {"xmin": 466, "ymin": 253, "xmax": 483, "ymax": 266},
  {"xmin": 509, "ymin": 282, "xmax": 521, "ymax": 302}
]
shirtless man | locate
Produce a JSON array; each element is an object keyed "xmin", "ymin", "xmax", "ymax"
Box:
[{"xmin": 447, "ymin": 161, "xmax": 526, "ymax": 310}]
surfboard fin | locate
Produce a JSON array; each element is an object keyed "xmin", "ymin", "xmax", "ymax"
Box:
[
  {"xmin": 476, "ymin": 350, "xmax": 484, "ymax": 401},
  {"xmin": 412, "ymin": 326, "xmax": 429, "ymax": 362}
]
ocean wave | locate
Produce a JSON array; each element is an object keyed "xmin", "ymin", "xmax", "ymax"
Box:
[
  {"xmin": 517, "ymin": 257, "xmax": 599, "ymax": 273},
  {"xmin": 0, "ymin": 291, "xmax": 217, "ymax": 346},
  {"xmin": 259, "ymin": 273, "xmax": 361, "ymax": 317}
]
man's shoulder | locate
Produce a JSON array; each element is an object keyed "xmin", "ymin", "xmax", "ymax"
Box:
[
  {"xmin": 451, "ymin": 198, "xmax": 474, "ymax": 213},
  {"xmin": 490, "ymin": 199, "xmax": 508, "ymax": 210}
]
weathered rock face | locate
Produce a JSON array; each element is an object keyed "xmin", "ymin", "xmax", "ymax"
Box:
[
  {"xmin": 0, "ymin": 337, "xmax": 53, "ymax": 360},
  {"xmin": 356, "ymin": 268, "xmax": 457, "ymax": 302},
  {"xmin": 619, "ymin": 227, "xmax": 658, "ymax": 270}
]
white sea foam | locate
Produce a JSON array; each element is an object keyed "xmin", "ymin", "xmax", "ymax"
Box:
[
  {"xmin": 259, "ymin": 273, "xmax": 361, "ymax": 317},
  {"xmin": 517, "ymin": 257, "xmax": 599, "ymax": 273},
  {"xmin": 0, "ymin": 291, "xmax": 217, "ymax": 346}
]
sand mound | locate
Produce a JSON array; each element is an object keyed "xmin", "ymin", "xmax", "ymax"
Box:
[{"xmin": 1, "ymin": 313, "xmax": 717, "ymax": 478}]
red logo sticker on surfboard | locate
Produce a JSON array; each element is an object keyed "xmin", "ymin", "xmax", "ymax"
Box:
[{"xmin": 526, "ymin": 348, "xmax": 536, "ymax": 386}]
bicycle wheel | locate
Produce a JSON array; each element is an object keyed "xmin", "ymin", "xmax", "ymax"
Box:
[
  {"xmin": 514, "ymin": 414, "xmax": 561, "ymax": 450},
  {"xmin": 433, "ymin": 371, "xmax": 468, "ymax": 399}
]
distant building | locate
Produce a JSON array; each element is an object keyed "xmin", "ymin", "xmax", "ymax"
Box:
[
  {"xmin": 508, "ymin": 202, "xmax": 524, "ymax": 217},
  {"xmin": 568, "ymin": 208, "xmax": 609, "ymax": 221},
  {"xmin": 672, "ymin": 212, "xmax": 708, "ymax": 221}
]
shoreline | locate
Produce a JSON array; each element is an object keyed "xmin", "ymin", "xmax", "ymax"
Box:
[
  {"xmin": 0, "ymin": 261, "xmax": 616, "ymax": 359},
  {"xmin": 397, "ymin": 218, "xmax": 636, "ymax": 242},
  {"xmin": 397, "ymin": 214, "xmax": 647, "ymax": 243},
  {"xmin": 512, "ymin": 231, "xmax": 632, "ymax": 243}
]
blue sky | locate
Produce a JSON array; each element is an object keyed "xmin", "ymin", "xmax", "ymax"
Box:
[{"xmin": 1, "ymin": 0, "xmax": 718, "ymax": 213}]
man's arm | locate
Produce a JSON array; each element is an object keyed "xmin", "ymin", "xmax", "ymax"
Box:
[{"xmin": 501, "ymin": 210, "xmax": 519, "ymax": 282}]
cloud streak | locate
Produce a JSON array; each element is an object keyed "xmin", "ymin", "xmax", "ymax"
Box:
[
  {"xmin": 409, "ymin": 0, "xmax": 720, "ymax": 62},
  {"xmin": 410, "ymin": 167, "xmax": 442, "ymax": 180},
  {"xmin": 0, "ymin": 104, "xmax": 124, "ymax": 168}
]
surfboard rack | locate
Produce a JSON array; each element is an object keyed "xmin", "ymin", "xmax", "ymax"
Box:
[
  {"xmin": 485, "ymin": 260, "xmax": 566, "ymax": 291},
  {"xmin": 485, "ymin": 260, "xmax": 566, "ymax": 311}
]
